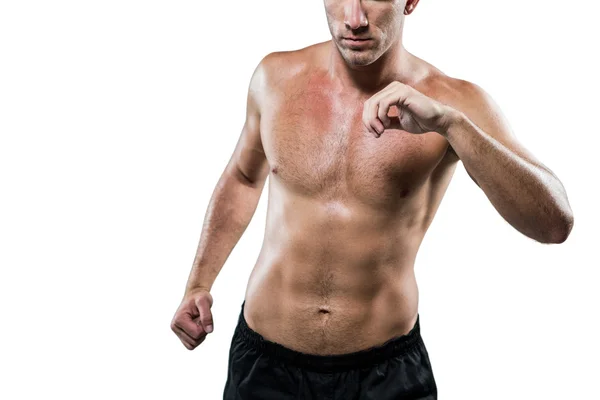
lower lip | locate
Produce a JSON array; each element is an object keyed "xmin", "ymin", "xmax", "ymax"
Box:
[{"xmin": 344, "ymin": 38, "xmax": 372, "ymax": 47}]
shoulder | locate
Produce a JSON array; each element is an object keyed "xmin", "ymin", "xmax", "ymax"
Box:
[
  {"xmin": 250, "ymin": 42, "xmax": 330, "ymax": 108},
  {"xmin": 421, "ymin": 70, "xmax": 507, "ymax": 132},
  {"xmin": 413, "ymin": 63, "xmax": 518, "ymax": 167},
  {"xmin": 438, "ymin": 76, "xmax": 503, "ymax": 127},
  {"xmin": 406, "ymin": 51, "xmax": 493, "ymax": 111},
  {"xmin": 422, "ymin": 71, "xmax": 528, "ymax": 171},
  {"xmin": 254, "ymin": 42, "xmax": 326, "ymax": 88},
  {"xmin": 416, "ymin": 65, "xmax": 485, "ymax": 111},
  {"xmin": 246, "ymin": 49, "xmax": 304, "ymax": 105},
  {"xmin": 418, "ymin": 67, "xmax": 513, "ymax": 139}
]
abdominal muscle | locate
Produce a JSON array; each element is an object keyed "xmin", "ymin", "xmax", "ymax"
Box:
[{"xmin": 241, "ymin": 188, "xmax": 426, "ymax": 355}]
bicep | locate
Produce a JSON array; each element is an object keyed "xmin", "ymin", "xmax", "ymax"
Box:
[{"xmin": 226, "ymin": 57, "xmax": 271, "ymax": 187}]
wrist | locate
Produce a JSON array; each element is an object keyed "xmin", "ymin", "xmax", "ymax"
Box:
[
  {"xmin": 184, "ymin": 285, "xmax": 211, "ymax": 297},
  {"xmin": 438, "ymin": 106, "xmax": 465, "ymax": 138}
]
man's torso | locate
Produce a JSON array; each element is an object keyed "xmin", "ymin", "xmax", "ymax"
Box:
[{"xmin": 242, "ymin": 41, "xmax": 462, "ymax": 355}]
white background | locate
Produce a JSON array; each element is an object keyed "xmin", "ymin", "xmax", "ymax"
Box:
[{"xmin": 1, "ymin": 0, "xmax": 598, "ymax": 399}]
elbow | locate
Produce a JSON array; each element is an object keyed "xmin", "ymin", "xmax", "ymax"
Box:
[{"xmin": 545, "ymin": 211, "xmax": 574, "ymax": 244}]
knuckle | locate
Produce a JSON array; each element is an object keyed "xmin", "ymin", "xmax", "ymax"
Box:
[
  {"xmin": 170, "ymin": 319, "xmax": 180, "ymax": 331},
  {"xmin": 192, "ymin": 327, "xmax": 206, "ymax": 340}
]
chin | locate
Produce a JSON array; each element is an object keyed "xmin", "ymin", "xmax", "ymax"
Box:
[
  {"xmin": 348, "ymin": 57, "xmax": 374, "ymax": 67},
  {"xmin": 335, "ymin": 40, "xmax": 378, "ymax": 65},
  {"xmin": 343, "ymin": 50, "xmax": 378, "ymax": 67}
]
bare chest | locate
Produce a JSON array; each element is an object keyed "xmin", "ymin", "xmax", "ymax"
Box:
[{"xmin": 260, "ymin": 84, "xmax": 449, "ymax": 206}]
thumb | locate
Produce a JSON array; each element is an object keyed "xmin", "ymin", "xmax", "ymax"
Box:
[{"xmin": 195, "ymin": 295, "xmax": 214, "ymax": 333}]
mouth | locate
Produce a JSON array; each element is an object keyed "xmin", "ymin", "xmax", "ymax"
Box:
[{"xmin": 343, "ymin": 37, "xmax": 372, "ymax": 47}]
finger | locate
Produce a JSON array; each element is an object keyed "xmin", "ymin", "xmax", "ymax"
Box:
[
  {"xmin": 396, "ymin": 83, "xmax": 415, "ymax": 105},
  {"xmin": 179, "ymin": 322, "xmax": 208, "ymax": 347},
  {"xmin": 195, "ymin": 296, "xmax": 214, "ymax": 333},
  {"xmin": 364, "ymin": 83, "xmax": 402, "ymax": 135},
  {"xmin": 377, "ymin": 93, "xmax": 400, "ymax": 129},
  {"xmin": 174, "ymin": 318, "xmax": 206, "ymax": 341},
  {"xmin": 363, "ymin": 97, "xmax": 385, "ymax": 136},
  {"xmin": 175, "ymin": 313, "xmax": 206, "ymax": 340},
  {"xmin": 362, "ymin": 98, "xmax": 376, "ymax": 135},
  {"xmin": 384, "ymin": 82, "xmax": 411, "ymax": 111},
  {"xmin": 172, "ymin": 324, "xmax": 198, "ymax": 350}
]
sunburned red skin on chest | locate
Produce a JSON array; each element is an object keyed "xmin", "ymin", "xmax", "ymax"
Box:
[{"xmin": 263, "ymin": 70, "xmax": 448, "ymax": 210}]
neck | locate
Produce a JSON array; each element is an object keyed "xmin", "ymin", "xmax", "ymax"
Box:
[{"xmin": 327, "ymin": 39, "xmax": 413, "ymax": 95}]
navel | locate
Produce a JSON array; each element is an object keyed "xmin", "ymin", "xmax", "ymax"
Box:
[{"xmin": 318, "ymin": 307, "xmax": 331, "ymax": 315}]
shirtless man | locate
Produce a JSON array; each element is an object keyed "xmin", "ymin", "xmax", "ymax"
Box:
[{"xmin": 171, "ymin": 0, "xmax": 574, "ymax": 398}]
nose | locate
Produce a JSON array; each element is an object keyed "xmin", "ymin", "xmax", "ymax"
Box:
[{"xmin": 344, "ymin": 0, "xmax": 368, "ymax": 30}]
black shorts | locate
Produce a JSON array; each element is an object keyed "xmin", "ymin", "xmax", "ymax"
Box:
[{"xmin": 223, "ymin": 301, "xmax": 437, "ymax": 400}]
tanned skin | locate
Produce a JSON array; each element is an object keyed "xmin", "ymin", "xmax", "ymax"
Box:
[{"xmin": 171, "ymin": 0, "xmax": 573, "ymax": 354}]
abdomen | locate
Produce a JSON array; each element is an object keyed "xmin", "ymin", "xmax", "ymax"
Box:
[{"xmin": 243, "ymin": 183, "xmax": 424, "ymax": 355}]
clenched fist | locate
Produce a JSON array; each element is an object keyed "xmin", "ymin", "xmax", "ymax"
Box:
[
  {"xmin": 171, "ymin": 289, "xmax": 214, "ymax": 350},
  {"xmin": 362, "ymin": 80, "xmax": 454, "ymax": 137}
]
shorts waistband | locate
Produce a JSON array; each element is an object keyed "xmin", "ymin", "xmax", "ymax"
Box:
[{"xmin": 234, "ymin": 301, "xmax": 424, "ymax": 373}]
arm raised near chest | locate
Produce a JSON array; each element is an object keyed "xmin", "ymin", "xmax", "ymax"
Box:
[{"xmin": 436, "ymin": 77, "xmax": 554, "ymax": 189}]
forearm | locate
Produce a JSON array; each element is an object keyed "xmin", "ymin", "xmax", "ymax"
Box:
[
  {"xmin": 184, "ymin": 167, "xmax": 265, "ymax": 294},
  {"xmin": 441, "ymin": 109, "xmax": 573, "ymax": 244}
]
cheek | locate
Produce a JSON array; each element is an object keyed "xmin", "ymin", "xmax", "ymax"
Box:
[
  {"xmin": 324, "ymin": 1, "xmax": 343, "ymax": 19},
  {"xmin": 376, "ymin": 20, "xmax": 399, "ymax": 43},
  {"xmin": 375, "ymin": 6, "xmax": 402, "ymax": 29}
]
